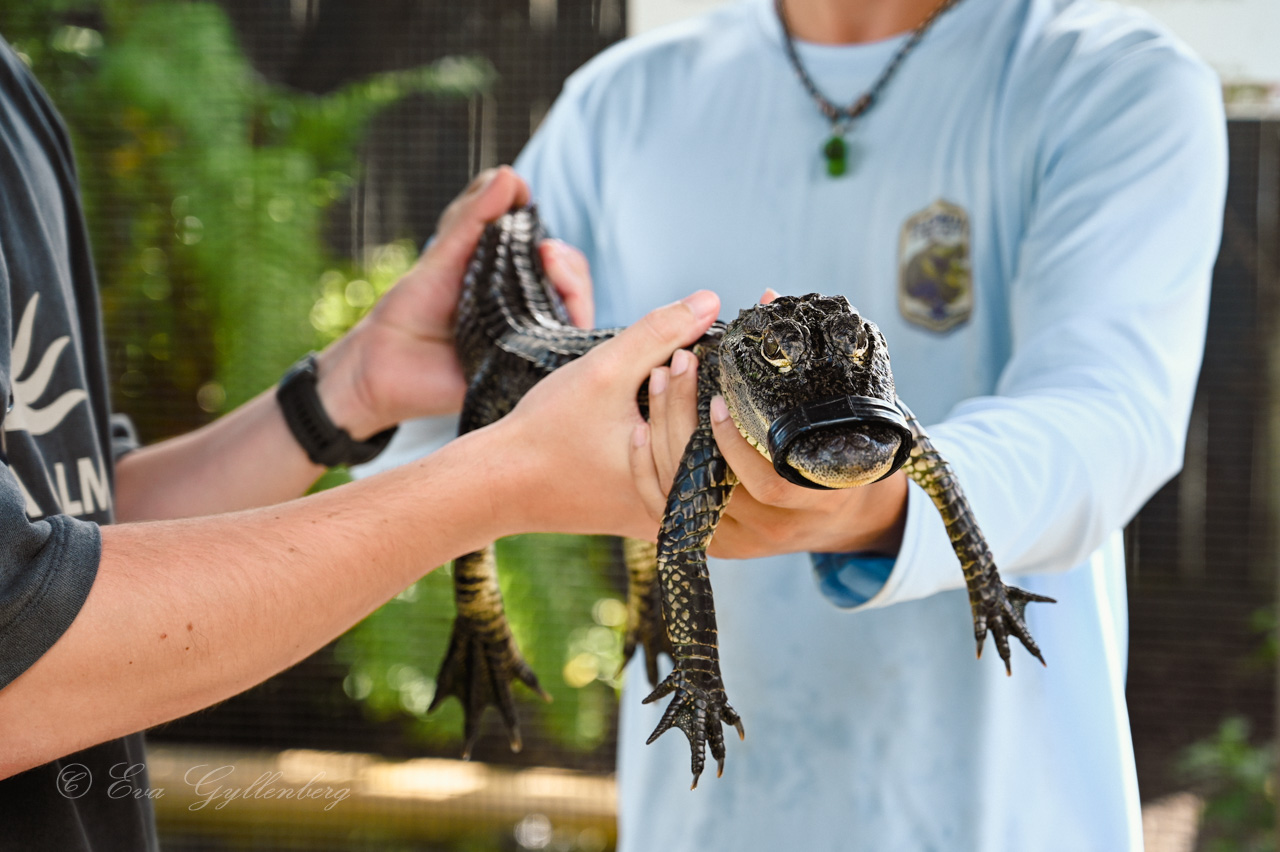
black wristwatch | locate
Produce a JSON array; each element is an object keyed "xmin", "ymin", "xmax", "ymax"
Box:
[{"xmin": 276, "ymin": 353, "xmax": 397, "ymax": 467}]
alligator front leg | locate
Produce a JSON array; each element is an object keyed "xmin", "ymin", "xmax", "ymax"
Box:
[
  {"xmin": 428, "ymin": 545, "xmax": 550, "ymax": 757},
  {"xmin": 644, "ymin": 408, "xmax": 744, "ymax": 789},
  {"xmin": 896, "ymin": 399, "xmax": 1055, "ymax": 673},
  {"xmin": 620, "ymin": 538, "xmax": 673, "ymax": 687}
]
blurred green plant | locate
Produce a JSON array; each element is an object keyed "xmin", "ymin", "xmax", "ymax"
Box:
[
  {"xmin": 1248, "ymin": 606, "xmax": 1277, "ymax": 667},
  {"xmin": 1179, "ymin": 717, "xmax": 1275, "ymax": 852},
  {"xmin": 2, "ymin": 0, "xmax": 492, "ymax": 437}
]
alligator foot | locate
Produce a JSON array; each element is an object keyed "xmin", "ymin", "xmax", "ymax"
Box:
[
  {"xmin": 428, "ymin": 615, "xmax": 551, "ymax": 758},
  {"xmin": 643, "ymin": 667, "xmax": 744, "ymax": 789},
  {"xmin": 975, "ymin": 583, "xmax": 1056, "ymax": 675}
]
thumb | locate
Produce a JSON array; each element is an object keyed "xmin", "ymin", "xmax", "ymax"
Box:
[
  {"xmin": 594, "ymin": 290, "xmax": 720, "ymax": 385},
  {"xmin": 428, "ymin": 166, "xmax": 531, "ymax": 274}
]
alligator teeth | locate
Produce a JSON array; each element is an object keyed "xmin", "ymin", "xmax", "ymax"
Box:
[{"xmin": 725, "ymin": 397, "xmax": 771, "ymax": 461}]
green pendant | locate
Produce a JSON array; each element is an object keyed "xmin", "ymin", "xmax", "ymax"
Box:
[{"xmin": 823, "ymin": 134, "xmax": 848, "ymax": 177}]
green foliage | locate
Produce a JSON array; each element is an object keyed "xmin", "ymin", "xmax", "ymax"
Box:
[
  {"xmin": 1248, "ymin": 606, "xmax": 1277, "ymax": 667},
  {"xmin": 1179, "ymin": 717, "xmax": 1276, "ymax": 852},
  {"xmin": 309, "ymin": 241, "xmax": 419, "ymax": 344},
  {"xmin": 2, "ymin": 0, "xmax": 492, "ymax": 437}
]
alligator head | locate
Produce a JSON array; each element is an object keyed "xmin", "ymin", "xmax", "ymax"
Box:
[{"xmin": 719, "ymin": 294, "xmax": 913, "ymax": 490}]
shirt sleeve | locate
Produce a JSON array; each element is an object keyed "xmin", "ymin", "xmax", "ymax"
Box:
[
  {"xmin": 0, "ymin": 469, "xmax": 101, "ymax": 689},
  {"xmin": 816, "ymin": 47, "xmax": 1228, "ymax": 609}
]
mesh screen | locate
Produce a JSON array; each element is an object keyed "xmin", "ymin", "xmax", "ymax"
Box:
[{"xmin": 1128, "ymin": 119, "xmax": 1280, "ymax": 849}]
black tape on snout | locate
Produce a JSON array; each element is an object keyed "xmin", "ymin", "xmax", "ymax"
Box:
[{"xmin": 765, "ymin": 396, "xmax": 914, "ymax": 490}]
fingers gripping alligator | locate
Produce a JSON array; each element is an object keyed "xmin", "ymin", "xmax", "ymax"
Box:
[{"xmin": 431, "ymin": 206, "xmax": 1054, "ymax": 787}]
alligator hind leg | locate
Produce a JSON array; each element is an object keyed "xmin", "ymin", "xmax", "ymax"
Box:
[
  {"xmin": 429, "ymin": 547, "xmax": 550, "ymax": 758},
  {"xmin": 428, "ymin": 379, "xmax": 547, "ymax": 755},
  {"xmin": 896, "ymin": 399, "xmax": 1056, "ymax": 674},
  {"xmin": 620, "ymin": 538, "xmax": 673, "ymax": 687}
]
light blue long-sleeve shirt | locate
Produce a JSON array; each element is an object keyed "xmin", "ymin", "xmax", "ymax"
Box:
[{"xmin": 503, "ymin": 0, "xmax": 1227, "ymax": 848}]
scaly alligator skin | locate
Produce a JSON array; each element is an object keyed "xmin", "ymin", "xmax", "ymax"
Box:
[{"xmin": 434, "ymin": 206, "xmax": 1053, "ymax": 786}]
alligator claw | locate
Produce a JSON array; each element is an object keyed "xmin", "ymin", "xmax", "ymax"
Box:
[
  {"xmin": 642, "ymin": 667, "xmax": 743, "ymax": 789},
  {"xmin": 429, "ymin": 616, "xmax": 550, "ymax": 758},
  {"xmin": 974, "ymin": 583, "xmax": 1055, "ymax": 675}
]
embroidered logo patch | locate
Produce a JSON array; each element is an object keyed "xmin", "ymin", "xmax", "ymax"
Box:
[{"xmin": 898, "ymin": 199, "xmax": 972, "ymax": 333}]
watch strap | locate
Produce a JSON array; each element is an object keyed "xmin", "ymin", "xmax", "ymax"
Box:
[{"xmin": 276, "ymin": 353, "xmax": 397, "ymax": 467}]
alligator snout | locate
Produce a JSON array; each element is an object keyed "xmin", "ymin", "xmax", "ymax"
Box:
[{"xmin": 783, "ymin": 424, "xmax": 903, "ymax": 489}]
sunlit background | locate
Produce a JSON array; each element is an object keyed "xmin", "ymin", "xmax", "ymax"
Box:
[{"xmin": 0, "ymin": 1, "xmax": 1277, "ymax": 850}]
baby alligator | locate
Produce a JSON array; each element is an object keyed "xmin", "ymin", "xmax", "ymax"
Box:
[{"xmin": 431, "ymin": 206, "xmax": 1054, "ymax": 787}]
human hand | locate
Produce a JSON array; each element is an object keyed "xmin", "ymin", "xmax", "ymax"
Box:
[
  {"xmin": 488, "ymin": 291, "xmax": 721, "ymax": 540},
  {"xmin": 630, "ymin": 291, "xmax": 909, "ymax": 559},
  {"xmin": 314, "ymin": 166, "xmax": 594, "ymax": 438}
]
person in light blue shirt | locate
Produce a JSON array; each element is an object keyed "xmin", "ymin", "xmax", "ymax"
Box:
[{"xmin": 503, "ymin": 0, "xmax": 1229, "ymax": 848}]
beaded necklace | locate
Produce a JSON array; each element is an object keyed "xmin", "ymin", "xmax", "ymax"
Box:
[{"xmin": 775, "ymin": 0, "xmax": 961, "ymax": 176}]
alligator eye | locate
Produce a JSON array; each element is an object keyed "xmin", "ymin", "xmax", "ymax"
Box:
[
  {"xmin": 761, "ymin": 331, "xmax": 792, "ymax": 370},
  {"xmin": 831, "ymin": 323, "xmax": 868, "ymax": 361}
]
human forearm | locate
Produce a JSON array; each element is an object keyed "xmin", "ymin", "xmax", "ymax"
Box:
[
  {"xmin": 0, "ymin": 427, "xmax": 516, "ymax": 778},
  {"xmin": 114, "ymin": 388, "xmax": 325, "ymax": 521},
  {"xmin": 880, "ymin": 377, "xmax": 1188, "ymax": 602}
]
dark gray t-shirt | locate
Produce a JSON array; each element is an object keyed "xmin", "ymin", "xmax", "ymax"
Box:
[{"xmin": 0, "ymin": 38, "xmax": 158, "ymax": 851}]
